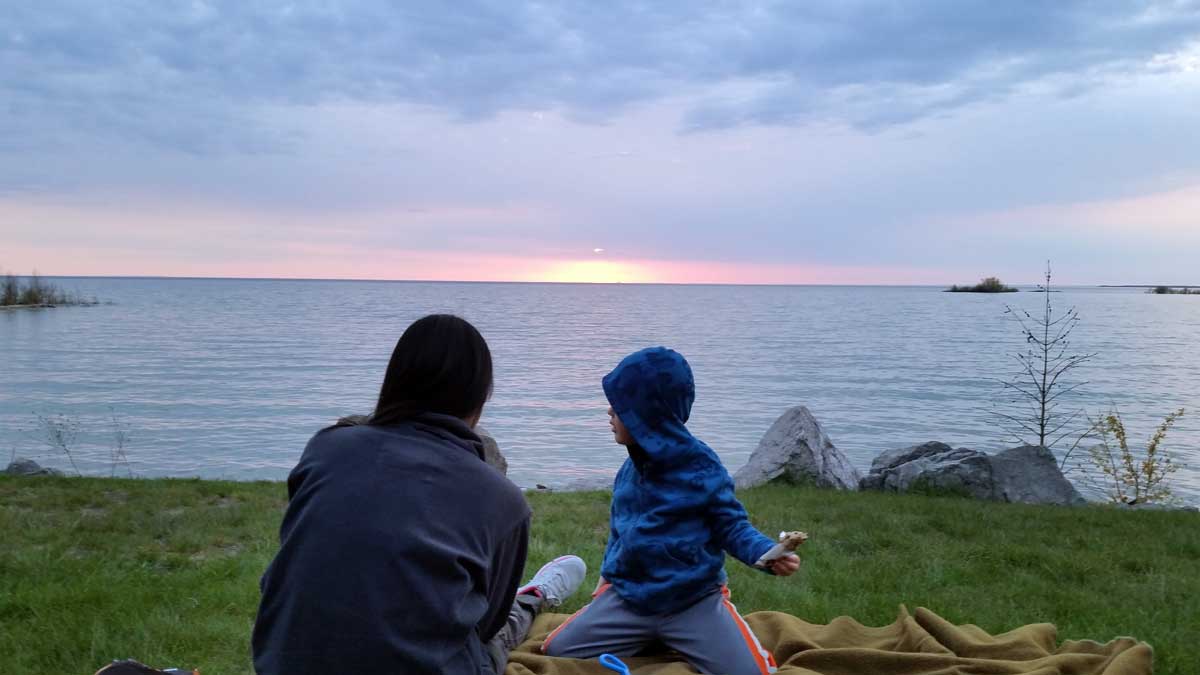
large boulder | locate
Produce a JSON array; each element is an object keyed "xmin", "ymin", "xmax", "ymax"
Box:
[
  {"xmin": 859, "ymin": 442, "xmax": 994, "ymax": 498},
  {"xmin": 475, "ymin": 426, "xmax": 508, "ymax": 475},
  {"xmin": 860, "ymin": 442, "xmax": 1086, "ymax": 506},
  {"xmin": 734, "ymin": 406, "xmax": 861, "ymax": 490},
  {"xmin": 3, "ymin": 458, "xmax": 64, "ymax": 477},
  {"xmin": 989, "ymin": 445, "xmax": 1086, "ymax": 506}
]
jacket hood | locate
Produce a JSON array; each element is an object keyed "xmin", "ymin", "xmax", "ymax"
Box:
[
  {"xmin": 407, "ymin": 412, "xmax": 486, "ymax": 462},
  {"xmin": 337, "ymin": 412, "xmax": 486, "ymax": 462},
  {"xmin": 602, "ymin": 347, "xmax": 698, "ymax": 465}
]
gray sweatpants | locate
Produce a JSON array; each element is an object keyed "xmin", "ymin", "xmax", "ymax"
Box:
[
  {"xmin": 483, "ymin": 592, "xmax": 544, "ymax": 674},
  {"xmin": 541, "ymin": 584, "xmax": 776, "ymax": 675}
]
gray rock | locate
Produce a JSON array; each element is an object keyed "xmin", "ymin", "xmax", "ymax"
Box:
[
  {"xmin": 989, "ymin": 445, "xmax": 1086, "ymax": 506},
  {"xmin": 475, "ymin": 426, "xmax": 507, "ymax": 475},
  {"xmin": 734, "ymin": 406, "xmax": 861, "ymax": 490},
  {"xmin": 860, "ymin": 442, "xmax": 1086, "ymax": 506},
  {"xmin": 3, "ymin": 458, "xmax": 64, "ymax": 477},
  {"xmin": 866, "ymin": 442, "xmax": 996, "ymax": 498}
]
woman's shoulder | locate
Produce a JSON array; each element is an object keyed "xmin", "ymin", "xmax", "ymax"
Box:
[
  {"xmin": 305, "ymin": 420, "xmax": 380, "ymax": 450},
  {"xmin": 297, "ymin": 422, "xmax": 527, "ymax": 510}
]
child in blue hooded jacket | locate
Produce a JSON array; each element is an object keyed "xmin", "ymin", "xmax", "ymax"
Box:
[{"xmin": 542, "ymin": 347, "xmax": 799, "ymax": 675}]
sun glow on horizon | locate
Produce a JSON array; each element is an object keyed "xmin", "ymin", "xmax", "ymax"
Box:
[{"xmin": 534, "ymin": 259, "xmax": 653, "ymax": 284}]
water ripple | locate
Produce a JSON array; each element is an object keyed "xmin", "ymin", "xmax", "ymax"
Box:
[{"xmin": 1, "ymin": 280, "xmax": 1197, "ymax": 502}]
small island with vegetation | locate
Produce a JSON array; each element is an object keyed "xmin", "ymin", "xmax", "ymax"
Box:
[
  {"xmin": 1, "ymin": 272, "xmax": 99, "ymax": 309},
  {"xmin": 1149, "ymin": 286, "xmax": 1200, "ymax": 295},
  {"xmin": 945, "ymin": 276, "xmax": 1019, "ymax": 293}
]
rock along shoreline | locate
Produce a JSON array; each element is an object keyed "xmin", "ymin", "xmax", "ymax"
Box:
[{"xmin": 6, "ymin": 407, "xmax": 1196, "ymax": 511}]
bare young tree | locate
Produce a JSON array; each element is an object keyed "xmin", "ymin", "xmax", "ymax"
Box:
[
  {"xmin": 110, "ymin": 409, "xmax": 134, "ymax": 478},
  {"xmin": 994, "ymin": 262, "xmax": 1096, "ymax": 461},
  {"xmin": 36, "ymin": 412, "xmax": 81, "ymax": 475}
]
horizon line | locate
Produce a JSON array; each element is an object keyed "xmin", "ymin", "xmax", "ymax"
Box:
[{"xmin": 13, "ymin": 273, "xmax": 1137, "ymax": 288}]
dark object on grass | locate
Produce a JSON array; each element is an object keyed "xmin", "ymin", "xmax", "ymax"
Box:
[
  {"xmin": 93, "ymin": 659, "xmax": 197, "ymax": 674},
  {"xmin": 3, "ymin": 458, "xmax": 64, "ymax": 477},
  {"xmin": 1123, "ymin": 501, "xmax": 1199, "ymax": 513},
  {"xmin": 946, "ymin": 277, "xmax": 1018, "ymax": 293}
]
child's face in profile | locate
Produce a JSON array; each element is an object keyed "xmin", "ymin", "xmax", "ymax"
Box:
[{"xmin": 608, "ymin": 406, "xmax": 635, "ymax": 446}]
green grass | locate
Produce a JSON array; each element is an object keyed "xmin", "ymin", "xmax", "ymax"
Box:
[{"xmin": 3, "ymin": 478, "xmax": 1197, "ymax": 674}]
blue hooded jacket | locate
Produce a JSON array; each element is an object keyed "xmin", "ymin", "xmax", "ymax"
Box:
[{"xmin": 600, "ymin": 347, "xmax": 777, "ymax": 615}]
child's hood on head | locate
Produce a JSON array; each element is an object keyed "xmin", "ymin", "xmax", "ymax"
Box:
[{"xmin": 602, "ymin": 347, "xmax": 698, "ymax": 465}]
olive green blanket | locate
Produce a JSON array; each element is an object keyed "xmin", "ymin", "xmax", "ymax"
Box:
[{"xmin": 506, "ymin": 606, "xmax": 1151, "ymax": 674}]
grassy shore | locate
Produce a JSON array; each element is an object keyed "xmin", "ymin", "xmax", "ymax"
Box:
[
  {"xmin": 945, "ymin": 276, "xmax": 1019, "ymax": 293},
  {"xmin": 1, "ymin": 273, "xmax": 98, "ymax": 307},
  {"xmin": 2, "ymin": 477, "xmax": 1197, "ymax": 674}
]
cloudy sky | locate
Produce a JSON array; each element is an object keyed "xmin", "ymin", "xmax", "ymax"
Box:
[{"xmin": 3, "ymin": 1, "xmax": 1199, "ymax": 284}]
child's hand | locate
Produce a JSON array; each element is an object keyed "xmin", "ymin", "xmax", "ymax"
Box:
[{"xmin": 769, "ymin": 554, "xmax": 801, "ymax": 577}]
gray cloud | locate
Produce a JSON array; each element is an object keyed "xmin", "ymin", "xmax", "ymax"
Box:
[{"xmin": 4, "ymin": 0, "xmax": 1200, "ymax": 153}]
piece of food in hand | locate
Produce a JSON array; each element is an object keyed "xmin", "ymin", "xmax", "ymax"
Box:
[{"xmin": 754, "ymin": 530, "xmax": 808, "ymax": 568}]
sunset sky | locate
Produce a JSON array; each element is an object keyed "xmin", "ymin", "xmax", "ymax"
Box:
[{"xmin": 3, "ymin": 1, "xmax": 1199, "ymax": 285}]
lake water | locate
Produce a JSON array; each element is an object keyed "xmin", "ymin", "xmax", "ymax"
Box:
[{"xmin": 2, "ymin": 278, "xmax": 1198, "ymax": 503}]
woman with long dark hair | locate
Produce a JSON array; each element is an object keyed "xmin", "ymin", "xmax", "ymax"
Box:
[{"xmin": 253, "ymin": 315, "xmax": 584, "ymax": 675}]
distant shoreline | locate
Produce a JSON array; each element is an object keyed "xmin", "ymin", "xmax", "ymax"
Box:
[
  {"xmin": 29, "ymin": 275, "xmax": 1187, "ymax": 289},
  {"xmin": 7, "ymin": 275, "xmax": 1129, "ymax": 289},
  {"xmin": 2, "ymin": 273, "xmax": 101, "ymax": 309},
  {"xmin": 0, "ymin": 302, "xmax": 100, "ymax": 310},
  {"xmin": 1, "ymin": 275, "xmax": 979, "ymax": 288}
]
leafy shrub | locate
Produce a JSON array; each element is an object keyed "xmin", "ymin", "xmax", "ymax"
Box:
[{"xmin": 1073, "ymin": 408, "xmax": 1186, "ymax": 505}]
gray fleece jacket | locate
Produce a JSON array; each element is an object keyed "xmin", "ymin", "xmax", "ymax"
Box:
[{"xmin": 252, "ymin": 414, "xmax": 530, "ymax": 675}]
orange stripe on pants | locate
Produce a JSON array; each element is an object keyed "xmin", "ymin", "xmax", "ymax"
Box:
[{"xmin": 720, "ymin": 587, "xmax": 775, "ymax": 675}]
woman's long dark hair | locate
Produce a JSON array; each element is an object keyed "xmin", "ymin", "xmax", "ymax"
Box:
[{"xmin": 370, "ymin": 314, "xmax": 493, "ymax": 425}]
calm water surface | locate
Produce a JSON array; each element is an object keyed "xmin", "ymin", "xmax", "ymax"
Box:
[{"xmin": 2, "ymin": 279, "xmax": 1198, "ymax": 502}]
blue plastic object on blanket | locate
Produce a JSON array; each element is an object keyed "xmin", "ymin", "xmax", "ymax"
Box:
[{"xmin": 599, "ymin": 653, "xmax": 632, "ymax": 675}]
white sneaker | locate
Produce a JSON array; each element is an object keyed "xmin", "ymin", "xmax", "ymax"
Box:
[{"xmin": 517, "ymin": 555, "xmax": 586, "ymax": 607}]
